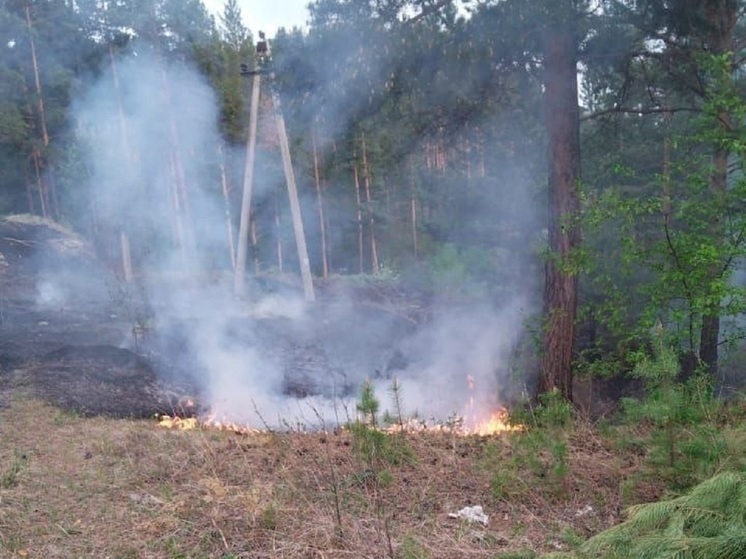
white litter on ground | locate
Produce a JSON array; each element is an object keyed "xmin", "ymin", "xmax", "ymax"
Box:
[{"xmin": 448, "ymin": 505, "xmax": 489, "ymax": 526}]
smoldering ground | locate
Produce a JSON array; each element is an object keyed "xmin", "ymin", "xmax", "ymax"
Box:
[{"xmin": 33, "ymin": 44, "xmax": 541, "ymax": 427}]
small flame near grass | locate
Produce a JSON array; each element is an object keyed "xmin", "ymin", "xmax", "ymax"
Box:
[
  {"xmin": 158, "ymin": 375, "xmax": 523, "ymax": 436},
  {"xmin": 157, "ymin": 406, "xmax": 263, "ymax": 435},
  {"xmin": 468, "ymin": 408, "xmax": 522, "ymax": 435},
  {"xmin": 157, "ymin": 406, "xmax": 521, "ymax": 436}
]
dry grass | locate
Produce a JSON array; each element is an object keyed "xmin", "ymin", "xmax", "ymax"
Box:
[{"xmin": 0, "ymin": 398, "xmax": 635, "ymax": 559}]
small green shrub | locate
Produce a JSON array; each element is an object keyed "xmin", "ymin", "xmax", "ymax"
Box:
[
  {"xmin": 620, "ymin": 328, "xmax": 729, "ymax": 490},
  {"xmin": 350, "ymin": 381, "xmax": 413, "ymax": 469}
]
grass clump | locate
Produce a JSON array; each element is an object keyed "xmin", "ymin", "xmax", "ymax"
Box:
[
  {"xmin": 487, "ymin": 389, "xmax": 573, "ymax": 502},
  {"xmin": 1, "ymin": 452, "xmax": 28, "ymax": 488},
  {"xmin": 399, "ymin": 535, "xmax": 429, "ymax": 559}
]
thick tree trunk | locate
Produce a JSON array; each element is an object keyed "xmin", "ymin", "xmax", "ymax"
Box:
[
  {"xmin": 698, "ymin": 0, "xmax": 736, "ymax": 377},
  {"xmin": 699, "ymin": 145, "xmax": 728, "ymax": 376},
  {"xmin": 538, "ymin": 27, "xmax": 581, "ymax": 402}
]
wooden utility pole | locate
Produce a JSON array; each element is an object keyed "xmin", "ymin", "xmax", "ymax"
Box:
[
  {"xmin": 24, "ymin": 1, "xmax": 54, "ymax": 219},
  {"xmin": 234, "ymin": 71, "xmax": 262, "ymax": 296},
  {"xmin": 234, "ymin": 43, "xmax": 315, "ymax": 302},
  {"xmin": 272, "ymin": 91, "xmax": 315, "ymax": 302}
]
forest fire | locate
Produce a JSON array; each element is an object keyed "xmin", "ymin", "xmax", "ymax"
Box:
[
  {"xmin": 156, "ymin": 375, "xmax": 522, "ymax": 436},
  {"xmin": 462, "ymin": 374, "xmax": 522, "ymax": 435},
  {"xmin": 157, "ymin": 403, "xmax": 263, "ymax": 434},
  {"xmin": 157, "ymin": 405, "xmax": 521, "ymax": 436},
  {"xmin": 467, "ymin": 408, "xmax": 522, "ymax": 435},
  {"xmin": 157, "ymin": 376, "xmax": 522, "ymax": 436}
]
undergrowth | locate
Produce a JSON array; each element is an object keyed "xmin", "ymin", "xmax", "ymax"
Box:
[
  {"xmin": 616, "ymin": 329, "xmax": 740, "ymax": 494},
  {"xmin": 484, "ymin": 389, "xmax": 573, "ymax": 502}
]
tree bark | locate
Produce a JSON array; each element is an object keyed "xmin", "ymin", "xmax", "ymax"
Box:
[
  {"xmin": 698, "ymin": 0, "xmax": 737, "ymax": 377},
  {"xmin": 409, "ymin": 155, "xmax": 418, "ymax": 259},
  {"xmin": 538, "ymin": 26, "xmax": 581, "ymax": 402},
  {"xmin": 107, "ymin": 45, "xmax": 135, "ymax": 282},
  {"xmin": 699, "ymin": 142, "xmax": 728, "ymax": 376}
]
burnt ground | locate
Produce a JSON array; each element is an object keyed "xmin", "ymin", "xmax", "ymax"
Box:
[
  {"xmin": 0, "ymin": 215, "xmax": 424, "ymax": 419},
  {"xmin": 0, "ymin": 214, "xmax": 636, "ymax": 425}
]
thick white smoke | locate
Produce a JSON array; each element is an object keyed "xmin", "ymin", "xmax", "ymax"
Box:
[{"xmin": 69, "ymin": 49, "xmax": 535, "ymax": 429}]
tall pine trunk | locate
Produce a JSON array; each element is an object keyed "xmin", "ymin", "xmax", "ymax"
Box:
[
  {"xmin": 353, "ymin": 161, "xmax": 364, "ymax": 275},
  {"xmin": 538, "ymin": 25, "xmax": 581, "ymax": 402},
  {"xmin": 698, "ymin": 0, "xmax": 736, "ymax": 377},
  {"xmin": 361, "ymin": 134, "xmax": 379, "ymax": 275},
  {"xmin": 312, "ymin": 132, "xmax": 329, "ymax": 279},
  {"xmin": 409, "ymin": 155, "xmax": 418, "ymax": 258},
  {"xmin": 218, "ymin": 143, "xmax": 237, "ymax": 271},
  {"xmin": 24, "ymin": 1, "xmax": 55, "ymax": 219}
]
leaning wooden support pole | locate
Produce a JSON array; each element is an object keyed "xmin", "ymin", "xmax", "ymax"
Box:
[
  {"xmin": 234, "ymin": 72, "xmax": 262, "ymax": 297},
  {"xmin": 120, "ymin": 231, "xmax": 134, "ymax": 283},
  {"xmin": 272, "ymin": 92, "xmax": 315, "ymax": 302}
]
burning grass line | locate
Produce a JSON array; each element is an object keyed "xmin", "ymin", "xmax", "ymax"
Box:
[{"xmin": 2, "ymin": 397, "xmax": 639, "ymax": 557}]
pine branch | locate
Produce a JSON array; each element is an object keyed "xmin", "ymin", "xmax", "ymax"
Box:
[{"xmin": 581, "ymin": 106, "xmax": 700, "ymax": 122}]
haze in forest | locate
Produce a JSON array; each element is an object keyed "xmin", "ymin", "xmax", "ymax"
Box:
[
  {"xmin": 6, "ymin": 0, "xmax": 742, "ymax": 426},
  {"xmin": 65, "ymin": 38, "xmax": 538, "ymax": 426}
]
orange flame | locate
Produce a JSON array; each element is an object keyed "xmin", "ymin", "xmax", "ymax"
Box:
[
  {"xmin": 469, "ymin": 409, "xmax": 522, "ymax": 435},
  {"xmin": 463, "ymin": 374, "xmax": 522, "ymax": 435}
]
